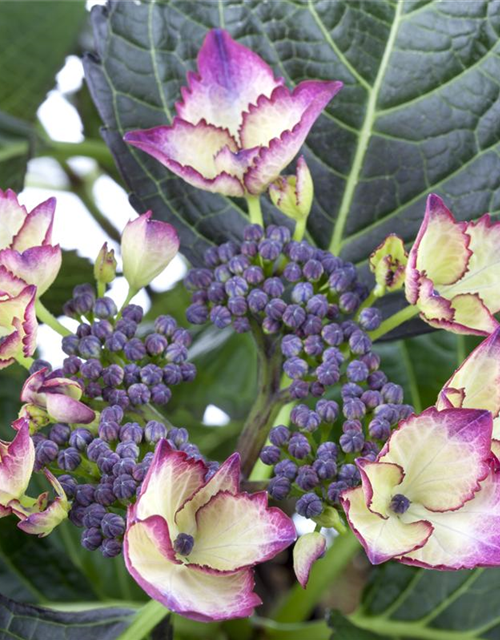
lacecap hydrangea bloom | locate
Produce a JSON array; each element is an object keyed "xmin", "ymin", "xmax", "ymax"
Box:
[{"xmin": 124, "ymin": 29, "xmax": 342, "ymax": 196}]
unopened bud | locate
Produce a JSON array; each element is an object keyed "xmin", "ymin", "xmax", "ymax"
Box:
[{"xmin": 94, "ymin": 242, "xmax": 117, "ymax": 285}]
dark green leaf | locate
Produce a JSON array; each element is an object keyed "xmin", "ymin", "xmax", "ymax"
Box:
[
  {"xmin": 42, "ymin": 250, "xmax": 94, "ymax": 316},
  {"xmin": 85, "ymin": 0, "xmax": 500, "ymax": 271},
  {"xmin": 0, "ymin": 593, "xmax": 133, "ymax": 640},
  {"xmin": 328, "ymin": 611, "xmax": 380, "ymax": 639},
  {"xmin": 0, "ymin": 111, "xmax": 34, "ymax": 191}
]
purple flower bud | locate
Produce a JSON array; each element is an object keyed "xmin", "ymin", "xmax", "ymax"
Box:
[
  {"xmin": 240, "ymin": 240, "xmax": 258, "ymax": 257},
  {"xmin": 340, "ymin": 431, "xmax": 365, "ymax": 453},
  {"xmin": 191, "ymin": 290, "xmax": 208, "ymax": 304},
  {"xmin": 346, "ymin": 360, "xmax": 369, "ymax": 382},
  {"xmin": 281, "ymin": 335, "xmax": 302, "ymax": 357},
  {"xmin": 165, "ymin": 343, "xmax": 188, "ymax": 364},
  {"xmin": 342, "ymin": 420, "xmax": 362, "ymax": 434},
  {"xmin": 58, "ymin": 447, "xmax": 81, "ymax": 471},
  {"xmin": 75, "ymin": 484, "xmax": 95, "ymax": 507},
  {"xmin": 283, "ymin": 262, "xmax": 302, "ymax": 282},
  {"xmin": 399, "ymin": 404, "xmax": 415, "ymax": 420},
  {"xmin": 101, "ymin": 405, "xmax": 124, "ymax": 423},
  {"xmin": 128, "ymin": 383, "xmax": 151, "ymax": 406},
  {"xmin": 289, "ymin": 380, "xmax": 310, "ymax": 399},
  {"xmin": 274, "ymin": 459, "xmax": 297, "ymax": 480},
  {"xmin": 74, "ymin": 293, "xmax": 95, "ymax": 315},
  {"xmin": 313, "ymin": 458, "xmax": 337, "ymax": 480},
  {"xmin": 85, "ymin": 381, "xmax": 101, "ymax": 399},
  {"xmin": 36, "ymin": 440, "xmax": 59, "ymax": 465},
  {"xmin": 315, "ymin": 362, "xmax": 340, "ymax": 386},
  {"xmin": 62, "ymin": 355, "xmax": 81, "ymax": 376},
  {"xmin": 290, "ymin": 404, "xmax": 310, "ymax": 429},
  {"xmin": 225, "ymin": 276, "xmax": 248, "ymax": 298},
  {"xmin": 283, "ymin": 304, "xmax": 306, "ymax": 329},
  {"xmin": 343, "ymin": 398, "xmax": 366, "ymax": 420},
  {"xmin": 78, "ymin": 335, "xmax": 102, "ymax": 359},
  {"xmin": 296, "ymin": 465, "xmax": 320, "ymax": 491},
  {"xmin": 83, "ymin": 504, "xmax": 107, "ymax": 529},
  {"xmin": 203, "ymin": 246, "xmax": 220, "ymax": 267},
  {"xmin": 139, "ymin": 364, "xmax": 162, "ymax": 386},
  {"xmin": 283, "ymin": 356, "xmax": 308, "ymax": 380},
  {"xmin": 302, "ymin": 258, "xmax": 323, "ymax": 282},
  {"xmin": 349, "ymin": 330, "xmax": 372, "ymax": 355},
  {"xmin": 150, "ymin": 384, "xmax": 172, "ymax": 405},
  {"xmin": 105, "ymin": 331, "xmax": 127, "ymax": 353},
  {"xmin": 186, "ymin": 268, "xmax": 213, "ymax": 290},
  {"xmin": 258, "ymin": 239, "xmax": 282, "ymax": 261},
  {"xmin": 108, "ymin": 389, "xmax": 130, "ymax": 409},
  {"xmin": 322, "ymin": 323, "xmax": 343, "ymax": 347},
  {"xmin": 74, "ymin": 284, "xmax": 95, "ymax": 299},
  {"xmin": 317, "ymin": 441, "xmax": 338, "ymax": 460},
  {"xmin": 265, "ymin": 298, "xmax": 286, "ymax": 321},
  {"xmin": 180, "ymin": 362, "xmax": 196, "ymax": 382},
  {"xmin": 244, "ymin": 223, "xmax": 264, "ymax": 241},
  {"xmin": 305, "ymin": 294, "xmax": 327, "ymax": 318},
  {"xmin": 99, "ymin": 420, "xmax": 120, "ymax": 442},
  {"xmin": 116, "ymin": 441, "xmax": 140, "ymax": 459},
  {"xmin": 260, "ymin": 445, "xmax": 281, "ymax": 465},
  {"xmin": 316, "ymin": 399, "xmax": 339, "ymax": 423},
  {"xmin": 381, "ymin": 383, "xmax": 404, "ymax": 405},
  {"xmin": 113, "ymin": 458, "xmax": 136, "ymax": 477},
  {"xmin": 288, "ymin": 241, "xmax": 314, "ymax": 263},
  {"xmin": 163, "ymin": 364, "xmax": 182, "ymax": 385},
  {"xmin": 303, "ymin": 411, "xmax": 321, "ymax": 432},
  {"xmin": 205, "ymin": 461, "xmax": 220, "ymax": 481},
  {"xmin": 115, "ymin": 319, "xmax": 136, "ymax": 339},
  {"xmin": 361, "ymin": 352, "xmax": 381, "ymax": 372},
  {"xmin": 339, "ymin": 292, "xmax": 360, "ymax": 314},
  {"xmin": 92, "ymin": 320, "xmax": 114, "ymax": 342},
  {"xmin": 302, "ymin": 335, "xmax": 322, "ymax": 357},
  {"xmin": 87, "ymin": 438, "xmax": 110, "ymax": 462},
  {"xmin": 269, "ymin": 425, "xmax": 291, "ymax": 447},
  {"xmin": 59, "ymin": 474, "xmax": 77, "ymax": 499},
  {"xmin": 262, "ymin": 277, "xmax": 285, "ymax": 298},
  {"xmin": 98, "ymin": 451, "xmax": 121, "ymax": 474},
  {"xmin": 329, "ymin": 268, "xmax": 355, "ymax": 293},
  {"xmin": 167, "ymin": 427, "xmax": 189, "ymax": 448},
  {"xmin": 266, "ymin": 224, "xmax": 291, "ymax": 243},
  {"xmin": 359, "ymin": 307, "xmax": 382, "ymax": 331},
  {"xmin": 144, "ymin": 420, "xmax": 167, "ymax": 444},
  {"xmin": 49, "ymin": 423, "xmax": 71, "ymax": 445},
  {"xmin": 367, "ymin": 371, "xmax": 388, "ymax": 390},
  {"xmin": 341, "ymin": 383, "xmax": 363, "ymax": 400},
  {"xmin": 296, "ymin": 493, "xmax": 323, "ymax": 518},
  {"xmin": 120, "ymin": 422, "xmax": 143, "ymax": 444},
  {"xmin": 30, "ymin": 359, "xmax": 52, "ymax": 374},
  {"xmin": 144, "ymin": 333, "xmax": 166, "ymax": 356},
  {"xmin": 302, "ymin": 315, "xmax": 323, "ymax": 336},
  {"xmin": 154, "ymin": 315, "xmax": 177, "ymax": 336},
  {"xmin": 94, "ymin": 297, "xmax": 117, "ymax": 319},
  {"xmin": 374, "ymin": 404, "xmax": 400, "ymax": 425},
  {"xmin": 215, "ymin": 264, "xmax": 231, "ymax": 283},
  {"xmin": 81, "ymin": 527, "xmax": 103, "ymax": 551},
  {"xmin": 101, "ymin": 538, "xmax": 123, "ymax": 557},
  {"xmin": 288, "ymin": 433, "xmax": 311, "ymax": 459},
  {"xmin": 262, "ymin": 317, "xmax": 281, "ymax": 334},
  {"xmin": 218, "ymin": 241, "xmax": 239, "ymax": 263},
  {"xmin": 228, "ymin": 296, "xmax": 247, "ymax": 316},
  {"xmin": 122, "ymin": 338, "xmax": 145, "ymax": 362},
  {"xmin": 247, "ymin": 289, "xmax": 268, "ymax": 313},
  {"xmin": 101, "ymin": 513, "xmax": 126, "ymax": 538},
  {"xmin": 69, "ymin": 505, "xmax": 86, "ymax": 527},
  {"xmin": 172, "ymin": 328, "xmax": 192, "ymax": 347},
  {"xmin": 360, "ymin": 390, "xmax": 381, "ymax": 410},
  {"xmin": 94, "ymin": 482, "xmax": 116, "ymax": 507},
  {"xmin": 210, "ymin": 305, "xmax": 232, "ymax": 328},
  {"xmin": 69, "ymin": 428, "xmax": 93, "ymax": 452},
  {"xmin": 186, "ymin": 303, "xmax": 209, "ymax": 324},
  {"xmin": 338, "ymin": 463, "xmax": 361, "ymax": 487},
  {"xmin": 122, "ymin": 304, "xmax": 144, "ymax": 323},
  {"xmin": 59, "ymin": 335, "xmax": 81, "ymax": 356},
  {"xmin": 113, "ymin": 474, "xmax": 137, "ymax": 500},
  {"xmin": 77, "ymin": 323, "xmax": 92, "ymax": 338},
  {"xmin": 100, "ymin": 364, "xmax": 123, "ymax": 388},
  {"xmin": 291, "ymin": 282, "xmax": 313, "ymax": 304},
  {"xmin": 341, "ymin": 320, "xmax": 358, "ymax": 339},
  {"xmin": 180, "ymin": 443, "xmax": 201, "ymax": 459},
  {"xmin": 228, "ymin": 255, "xmax": 250, "ymax": 275},
  {"xmin": 122, "ymin": 364, "xmax": 140, "ymax": 386},
  {"xmin": 361, "ymin": 441, "xmax": 380, "ymax": 460},
  {"xmin": 268, "ymin": 476, "xmax": 291, "ymax": 500},
  {"xmin": 327, "ymin": 481, "xmax": 348, "ymax": 503},
  {"xmin": 242, "ymin": 265, "xmax": 263, "ymax": 286}
]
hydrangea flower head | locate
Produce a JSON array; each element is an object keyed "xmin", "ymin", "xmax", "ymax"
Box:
[
  {"xmin": 124, "ymin": 440, "xmax": 296, "ymax": 621},
  {"xmin": 124, "ymin": 29, "xmax": 342, "ymax": 196},
  {"xmin": 341, "ymin": 407, "xmax": 500, "ymax": 569},
  {"xmin": 406, "ymin": 194, "xmax": 500, "ymax": 335}
]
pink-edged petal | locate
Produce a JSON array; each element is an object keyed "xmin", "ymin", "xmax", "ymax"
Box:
[
  {"xmin": 448, "ymin": 293, "xmax": 499, "ymax": 336},
  {"xmin": 12, "ymin": 197, "xmax": 56, "ymax": 251},
  {"xmin": 0, "ymin": 189, "xmax": 28, "ymax": 250},
  {"xmin": 0, "ymin": 419, "xmax": 35, "ymax": 506},
  {"xmin": 0, "ymin": 285, "xmax": 37, "ymax": 360},
  {"xmin": 437, "ymin": 327, "xmax": 500, "ymax": 426},
  {"xmin": 124, "ymin": 120, "xmax": 244, "ymax": 197},
  {"xmin": 341, "ymin": 486, "xmax": 433, "ymax": 565},
  {"xmin": 121, "ymin": 211, "xmax": 180, "ymax": 291},
  {"xmin": 399, "ymin": 470, "xmax": 500, "ymax": 569},
  {"xmin": 135, "ymin": 440, "xmax": 207, "ymax": 524},
  {"xmin": 0, "ymin": 265, "xmax": 29, "ymax": 297},
  {"xmin": 357, "ymin": 460, "xmax": 404, "ymax": 518},
  {"xmin": 416, "ymin": 276, "xmax": 454, "ymax": 323},
  {"xmin": 20, "ymin": 368, "xmax": 44, "ymax": 404},
  {"xmin": 369, "ymin": 234, "xmax": 408, "ymax": 293},
  {"xmin": 175, "ymin": 453, "xmax": 240, "ymax": 535},
  {"xmin": 213, "ymin": 146, "xmax": 260, "ymax": 182},
  {"xmin": 379, "ymin": 408, "xmax": 492, "ymax": 512},
  {"xmin": 0, "ymin": 245, "xmax": 62, "ymax": 295},
  {"xmin": 406, "ymin": 194, "xmax": 471, "ymax": 304},
  {"xmin": 243, "ymin": 81, "xmax": 343, "ymax": 195},
  {"xmin": 16, "ymin": 470, "xmax": 69, "ymax": 537},
  {"xmin": 187, "ymin": 490, "xmax": 296, "ymax": 572},
  {"xmin": 176, "ymin": 29, "xmax": 284, "ymax": 138},
  {"xmin": 293, "ymin": 532, "xmax": 326, "ymax": 589},
  {"xmin": 45, "ymin": 394, "xmax": 95, "ymax": 425},
  {"xmin": 40, "ymin": 376, "xmax": 83, "ymax": 400},
  {"xmin": 125, "ymin": 515, "xmax": 260, "ymax": 622}
]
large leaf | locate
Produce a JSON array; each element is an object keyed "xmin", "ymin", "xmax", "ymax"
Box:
[
  {"xmin": 0, "ymin": 112, "xmax": 33, "ymax": 192},
  {"xmin": 333, "ymin": 563, "xmax": 500, "ymax": 639},
  {"xmin": 84, "ymin": 0, "xmax": 500, "ymax": 270},
  {"xmin": 0, "ymin": 594, "xmax": 133, "ymax": 640}
]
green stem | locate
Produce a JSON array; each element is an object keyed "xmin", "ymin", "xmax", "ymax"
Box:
[
  {"xmin": 36, "ymin": 299, "xmax": 72, "ymax": 336},
  {"xmin": 293, "ymin": 217, "xmax": 307, "ymax": 242},
  {"xmin": 355, "ymin": 289, "xmax": 378, "ymax": 318},
  {"xmin": 15, "ymin": 353, "xmax": 34, "ymax": 370},
  {"xmin": 348, "ymin": 612, "xmax": 476, "ymax": 640},
  {"xmin": 116, "ymin": 599, "xmax": 169, "ymax": 640},
  {"xmin": 368, "ymin": 304, "xmax": 419, "ymax": 342},
  {"xmin": 43, "ymin": 139, "xmax": 115, "ymax": 169},
  {"xmin": 274, "ymin": 531, "xmax": 360, "ymax": 623},
  {"xmin": 119, "ymin": 287, "xmax": 138, "ymax": 314},
  {"xmin": 246, "ymin": 195, "xmax": 264, "ymax": 227}
]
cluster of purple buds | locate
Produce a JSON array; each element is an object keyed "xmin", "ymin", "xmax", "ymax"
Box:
[
  {"xmin": 261, "ymin": 390, "xmax": 412, "ymax": 520},
  {"xmin": 60, "ymin": 284, "xmax": 196, "ymax": 409}
]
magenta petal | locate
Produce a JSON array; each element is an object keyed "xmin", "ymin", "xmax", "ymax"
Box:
[
  {"xmin": 12, "ymin": 197, "xmax": 56, "ymax": 251},
  {"xmin": 243, "ymin": 81, "xmax": 343, "ymax": 194},
  {"xmin": 0, "ymin": 265, "xmax": 30, "ymax": 297},
  {"xmin": 293, "ymin": 532, "xmax": 327, "ymax": 589},
  {"xmin": 45, "ymin": 395, "xmax": 95, "ymax": 424},
  {"xmin": 0, "ymin": 245, "xmax": 62, "ymax": 295},
  {"xmin": 176, "ymin": 29, "xmax": 284, "ymax": 138}
]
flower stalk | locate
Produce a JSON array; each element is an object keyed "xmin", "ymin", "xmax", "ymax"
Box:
[{"xmin": 35, "ymin": 299, "xmax": 72, "ymax": 337}]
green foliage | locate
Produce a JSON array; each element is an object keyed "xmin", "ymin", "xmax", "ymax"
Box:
[{"xmin": 85, "ymin": 0, "xmax": 500, "ymax": 268}]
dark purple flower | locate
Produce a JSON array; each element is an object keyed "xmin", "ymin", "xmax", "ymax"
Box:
[
  {"xmin": 81, "ymin": 527, "xmax": 103, "ymax": 551},
  {"xmin": 105, "ymin": 331, "xmax": 127, "ymax": 353},
  {"xmin": 265, "ymin": 298, "xmax": 287, "ymax": 321},
  {"xmin": 315, "ymin": 361, "xmax": 340, "ymax": 386},
  {"xmin": 313, "ymin": 458, "xmax": 337, "ymax": 480},
  {"xmin": 154, "ymin": 315, "xmax": 177, "ymax": 336},
  {"xmin": 99, "ymin": 420, "xmax": 120, "ymax": 442},
  {"xmin": 283, "ymin": 304, "xmax": 306, "ymax": 329},
  {"xmin": 140, "ymin": 364, "xmax": 163, "ymax": 386},
  {"xmin": 327, "ymin": 481, "xmax": 348, "ymax": 503},
  {"xmin": 79, "ymin": 335, "xmax": 102, "ymax": 359},
  {"xmin": 101, "ymin": 513, "xmax": 126, "ymax": 538},
  {"xmin": 346, "ymin": 360, "xmax": 369, "ymax": 382},
  {"xmin": 210, "ymin": 305, "xmax": 232, "ymax": 328},
  {"xmin": 283, "ymin": 262, "xmax": 302, "ymax": 282},
  {"xmin": 120, "ymin": 422, "xmax": 143, "ymax": 444},
  {"xmin": 269, "ymin": 425, "xmax": 291, "ymax": 447},
  {"xmin": 228, "ymin": 296, "xmax": 247, "ymax": 316},
  {"xmin": 101, "ymin": 405, "xmax": 124, "ymax": 423},
  {"xmin": 283, "ymin": 356, "xmax": 308, "ymax": 380},
  {"xmin": 63, "ymin": 355, "xmax": 81, "ymax": 375},
  {"xmin": 359, "ymin": 307, "xmax": 382, "ymax": 331},
  {"xmin": 317, "ymin": 441, "xmax": 338, "ymax": 460},
  {"xmin": 289, "ymin": 380, "xmax": 310, "ymax": 399},
  {"xmin": 339, "ymin": 431, "xmax": 365, "ymax": 453},
  {"xmin": 150, "ymin": 384, "xmax": 172, "ymax": 404},
  {"xmin": 58, "ymin": 447, "xmax": 81, "ymax": 471},
  {"xmin": 259, "ymin": 445, "xmax": 281, "ymax": 465},
  {"xmin": 247, "ymin": 289, "xmax": 268, "ymax": 313},
  {"xmin": 101, "ymin": 538, "xmax": 123, "ymax": 557},
  {"xmin": 113, "ymin": 474, "xmax": 137, "ymax": 500},
  {"xmin": 321, "ymin": 323, "xmax": 343, "ymax": 346},
  {"xmin": 75, "ymin": 484, "xmax": 96, "ymax": 507},
  {"xmin": 268, "ymin": 476, "xmax": 291, "ymax": 500},
  {"xmin": 36, "ymin": 440, "xmax": 59, "ymax": 466},
  {"xmin": 94, "ymin": 297, "xmax": 117, "ymax": 319},
  {"xmin": 338, "ymin": 463, "xmax": 361, "ymax": 487},
  {"xmin": 49, "ymin": 423, "xmax": 71, "ymax": 445},
  {"xmin": 128, "ymin": 383, "xmax": 151, "ymax": 405},
  {"xmin": 115, "ymin": 318, "xmax": 138, "ymax": 339},
  {"xmin": 303, "ymin": 335, "xmax": 323, "ymax": 357},
  {"xmin": 316, "ymin": 399, "xmax": 339, "ymax": 423},
  {"xmin": 343, "ymin": 398, "xmax": 366, "ymax": 420},
  {"xmin": 367, "ymin": 370, "xmax": 388, "ymax": 390},
  {"xmin": 243, "ymin": 265, "xmax": 264, "ymax": 285},
  {"xmin": 296, "ymin": 465, "xmax": 319, "ymax": 491},
  {"xmin": 288, "ymin": 433, "xmax": 311, "ymax": 459},
  {"xmin": 296, "ymin": 493, "xmax": 323, "ymax": 518},
  {"xmin": 144, "ymin": 420, "xmax": 167, "ymax": 443},
  {"xmin": 281, "ymin": 335, "xmax": 302, "ymax": 357},
  {"xmin": 274, "ymin": 459, "xmax": 297, "ymax": 480},
  {"xmin": 180, "ymin": 362, "xmax": 196, "ymax": 382},
  {"xmin": 381, "ymin": 382, "xmax": 404, "ymax": 404},
  {"xmin": 349, "ymin": 330, "xmax": 372, "ymax": 355},
  {"xmin": 122, "ymin": 304, "xmax": 144, "ymax": 323}
]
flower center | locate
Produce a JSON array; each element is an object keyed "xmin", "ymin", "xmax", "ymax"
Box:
[
  {"xmin": 173, "ymin": 533, "xmax": 194, "ymax": 556},
  {"xmin": 390, "ymin": 493, "xmax": 411, "ymax": 514}
]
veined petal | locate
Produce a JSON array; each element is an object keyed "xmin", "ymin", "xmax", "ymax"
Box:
[
  {"xmin": 45, "ymin": 394, "xmax": 95, "ymax": 425},
  {"xmin": 175, "ymin": 453, "xmax": 240, "ymax": 535},
  {"xmin": 0, "ymin": 189, "xmax": 28, "ymax": 250},
  {"xmin": 0, "ymin": 245, "xmax": 62, "ymax": 296},
  {"xmin": 124, "ymin": 119, "xmax": 244, "ymax": 197},
  {"xmin": 213, "ymin": 146, "xmax": 260, "ymax": 182},
  {"xmin": 16, "ymin": 470, "xmax": 69, "ymax": 537},
  {"xmin": 416, "ymin": 276, "xmax": 454, "ymax": 323},
  {"xmin": 400, "ymin": 471, "xmax": 500, "ymax": 569},
  {"xmin": 125, "ymin": 515, "xmax": 260, "ymax": 622},
  {"xmin": 379, "ymin": 408, "xmax": 493, "ymax": 512},
  {"xmin": 406, "ymin": 194, "xmax": 471, "ymax": 304},
  {"xmin": 293, "ymin": 532, "xmax": 326, "ymax": 589},
  {"xmin": 12, "ymin": 197, "xmax": 56, "ymax": 251},
  {"xmin": 243, "ymin": 81, "xmax": 343, "ymax": 195},
  {"xmin": 20, "ymin": 369, "xmax": 44, "ymax": 404},
  {"xmin": 448, "ymin": 293, "xmax": 499, "ymax": 336},
  {"xmin": 341, "ymin": 486, "xmax": 433, "ymax": 565},
  {"xmin": 187, "ymin": 490, "xmax": 296, "ymax": 572},
  {"xmin": 0, "ymin": 265, "xmax": 29, "ymax": 297},
  {"xmin": 0, "ymin": 285, "xmax": 37, "ymax": 360},
  {"xmin": 358, "ymin": 460, "xmax": 404, "ymax": 518},
  {"xmin": 0, "ymin": 419, "xmax": 35, "ymax": 506},
  {"xmin": 176, "ymin": 29, "xmax": 284, "ymax": 138},
  {"xmin": 135, "ymin": 440, "xmax": 207, "ymax": 526}
]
